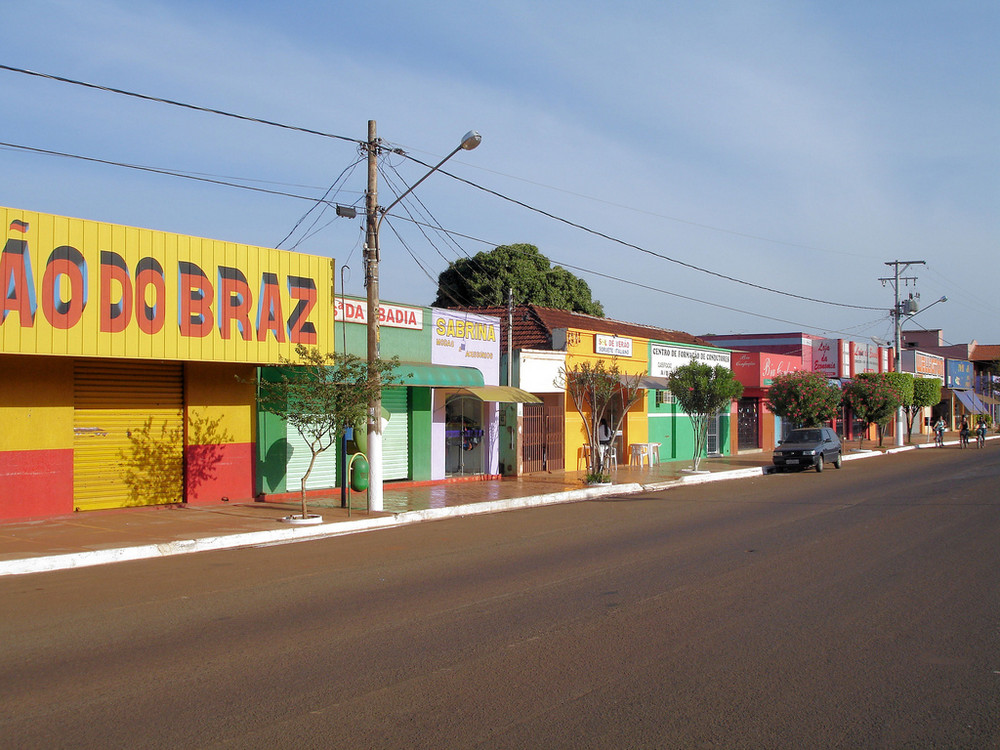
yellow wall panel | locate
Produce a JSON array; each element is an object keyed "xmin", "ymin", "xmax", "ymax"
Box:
[
  {"xmin": 0, "ymin": 354, "xmax": 74, "ymax": 451},
  {"xmin": 184, "ymin": 362, "xmax": 255, "ymax": 444}
]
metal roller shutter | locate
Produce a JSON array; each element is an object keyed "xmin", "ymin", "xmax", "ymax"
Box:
[
  {"xmin": 285, "ymin": 425, "xmax": 338, "ymax": 492},
  {"xmin": 73, "ymin": 360, "xmax": 184, "ymax": 511},
  {"xmin": 381, "ymin": 387, "xmax": 410, "ymax": 481}
]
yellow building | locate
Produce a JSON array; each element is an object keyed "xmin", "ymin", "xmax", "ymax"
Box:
[{"xmin": 0, "ymin": 206, "xmax": 335, "ymax": 520}]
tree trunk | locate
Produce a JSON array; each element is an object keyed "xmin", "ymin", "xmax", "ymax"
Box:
[{"xmin": 300, "ymin": 451, "xmax": 319, "ymax": 519}]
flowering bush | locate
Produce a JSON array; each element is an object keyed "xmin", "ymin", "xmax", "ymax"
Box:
[
  {"xmin": 843, "ymin": 372, "xmax": 905, "ymax": 447},
  {"xmin": 766, "ymin": 370, "xmax": 842, "ymax": 428}
]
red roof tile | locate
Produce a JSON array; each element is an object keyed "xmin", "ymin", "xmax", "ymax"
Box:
[{"xmin": 451, "ymin": 305, "xmax": 717, "ymax": 354}]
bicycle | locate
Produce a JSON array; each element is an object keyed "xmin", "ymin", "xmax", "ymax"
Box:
[
  {"xmin": 976, "ymin": 429, "xmax": 986, "ymax": 449},
  {"xmin": 934, "ymin": 429, "xmax": 945, "ymax": 448}
]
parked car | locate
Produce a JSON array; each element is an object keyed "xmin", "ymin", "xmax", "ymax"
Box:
[{"xmin": 772, "ymin": 427, "xmax": 842, "ymax": 472}]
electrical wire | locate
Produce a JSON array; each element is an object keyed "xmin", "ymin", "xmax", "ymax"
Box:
[
  {"xmin": 399, "ymin": 154, "xmax": 884, "ymax": 312},
  {"xmin": 0, "ymin": 64, "xmax": 360, "ymax": 146},
  {"xmin": 278, "ymin": 156, "xmax": 364, "ymax": 249},
  {"xmin": 0, "ymin": 141, "xmax": 356, "ymax": 211}
]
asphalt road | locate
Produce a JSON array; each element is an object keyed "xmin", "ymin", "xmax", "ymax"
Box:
[{"xmin": 2, "ymin": 444, "xmax": 999, "ymax": 749}]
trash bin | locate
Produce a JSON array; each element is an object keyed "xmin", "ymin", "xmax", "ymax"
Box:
[{"xmin": 350, "ymin": 454, "xmax": 369, "ymax": 492}]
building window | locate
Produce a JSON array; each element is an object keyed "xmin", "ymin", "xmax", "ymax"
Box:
[{"xmin": 655, "ymin": 390, "xmax": 674, "ymax": 406}]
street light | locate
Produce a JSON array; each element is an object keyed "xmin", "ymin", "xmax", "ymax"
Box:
[{"xmin": 364, "ymin": 122, "xmax": 481, "ymax": 512}]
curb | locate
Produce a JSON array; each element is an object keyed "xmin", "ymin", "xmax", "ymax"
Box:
[
  {"xmin": 3, "ymin": 438, "xmax": 993, "ymax": 577},
  {"xmin": 0, "ymin": 482, "xmax": 644, "ymax": 577}
]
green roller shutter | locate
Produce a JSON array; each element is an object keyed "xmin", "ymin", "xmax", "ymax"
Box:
[
  {"xmin": 285, "ymin": 424, "xmax": 339, "ymax": 492},
  {"xmin": 381, "ymin": 387, "xmax": 410, "ymax": 481}
]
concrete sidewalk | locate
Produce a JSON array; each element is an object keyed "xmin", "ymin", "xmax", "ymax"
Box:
[{"xmin": 0, "ymin": 434, "xmax": 985, "ymax": 576}]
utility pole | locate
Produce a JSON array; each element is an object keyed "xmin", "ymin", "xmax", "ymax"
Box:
[
  {"xmin": 365, "ymin": 120, "xmax": 384, "ymax": 512},
  {"xmin": 880, "ymin": 259, "xmax": 925, "ymax": 447},
  {"xmin": 506, "ymin": 288, "xmax": 514, "ymax": 387},
  {"xmin": 361, "ymin": 122, "xmax": 481, "ymax": 511}
]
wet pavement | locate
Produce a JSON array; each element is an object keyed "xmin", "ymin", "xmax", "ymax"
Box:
[
  {"xmin": 1, "ymin": 433, "xmax": 984, "ymax": 575},
  {"xmin": 0, "ymin": 454, "xmax": 773, "ymax": 573}
]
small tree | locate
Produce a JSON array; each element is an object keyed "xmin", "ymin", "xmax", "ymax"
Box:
[
  {"xmin": 905, "ymin": 377, "xmax": 943, "ymax": 441},
  {"xmin": 766, "ymin": 370, "xmax": 842, "ymax": 428},
  {"xmin": 842, "ymin": 373, "xmax": 904, "ymax": 449},
  {"xmin": 561, "ymin": 359, "xmax": 644, "ymax": 482},
  {"xmin": 256, "ymin": 345, "xmax": 398, "ymax": 520},
  {"xmin": 879, "ymin": 372, "xmax": 914, "ymax": 446},
  {"xmin": 668, "ymin": 361, "xmax": 744, "ymax": 472}
]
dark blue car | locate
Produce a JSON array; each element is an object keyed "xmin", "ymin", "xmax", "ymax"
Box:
[{"xmin": 772, "ymin": 427, "xmax": 843, "ymax": 472}]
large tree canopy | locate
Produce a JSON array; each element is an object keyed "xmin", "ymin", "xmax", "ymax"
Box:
[{"xmin": 433, "ymin": 243, "xmax": 604, "ymax": 316}]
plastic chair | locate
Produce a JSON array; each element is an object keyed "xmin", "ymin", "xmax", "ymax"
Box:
[
  {"xmin": 629, "ymin": 444, "xmax": 650, "ymax": 467},
  {"xmin": 650, "ymin": 443, "xmax": 660, "ymax": 465},
  {"xmin": 577, "ymin": 444, "xmax": 592, "ymax": 471},
  {"xmin": 604, "ymin": 444, "xmax": 618, "ymax": 471}
]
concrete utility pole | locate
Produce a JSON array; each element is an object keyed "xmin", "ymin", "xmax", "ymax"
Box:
[
  {"xmin": 881, "ymin": 260, "xmax": 925, "ymax": 447},
  {"xmin": 365, "ymin": 120, "xmax": 384, "ymax": 511},
  {"xmin": 363, "ymin": 122, "xmax": 482, "ymax": 511}
]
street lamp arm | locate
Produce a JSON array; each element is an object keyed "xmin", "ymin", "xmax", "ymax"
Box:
[
  {"xmin": 902, "ymin": 295, "xmax": 948, "ymax": 323},
  {"xmin": 376, "ymin": 131, "xmax": 481, "ymax": 232}
]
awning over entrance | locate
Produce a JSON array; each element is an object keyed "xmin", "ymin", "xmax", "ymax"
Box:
[
  {"xmin": 390, "ymin": 363, "xmax": 485, "ymax": 388},
  {"xmin": 618, "ymin": 374, "xmax": 671, "ymax": 389},
  {"xmin": 637, "ymin": 375, "xmax": 671, "ymax": 390},
  {"xmin": 954, "ymin": 389, "xmax": 987, "ymax": 414},
  {"xmin": 458, "ymin": 385, "xmax": 542, "ymax": 403}
]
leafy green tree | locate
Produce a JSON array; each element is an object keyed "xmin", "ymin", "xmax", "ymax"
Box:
[
  {"xmin": 842, "ymin": 373, "xmax": 905, "ymax": 448},
  {"xmin": 256, "ymin": 345, "xmax": 399, "ymax": 520},
  {"xmin": 765, "ymin": 370, "xmax": 842, "ymax": 428},
  {"xmin": 668, "ymin": 362, "xmax": 744, "ymax": 471},
  {"xmin": 561, "ymin": 359, "xmax": 644, "ymax": 483},
  {"xmin": 906, "ymin": 377, "xmax": 943, "ymax": 441},
  {"xmin": 434, "ymin": 243, "xmax": 604, "ymax": 316}
]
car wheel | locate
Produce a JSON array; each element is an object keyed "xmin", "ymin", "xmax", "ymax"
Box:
[
  {"xmin": 834, "ymin": 452, "xmax": 842, "ymax": 469},
  {"xmin": 815, "ymin": 454, "xmax": 824, "ymax": 472}
]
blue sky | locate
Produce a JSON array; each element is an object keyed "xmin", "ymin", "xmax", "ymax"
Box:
[{"xmin": 3, "ymin": 0, "xmax": 998, "ymax": 346}]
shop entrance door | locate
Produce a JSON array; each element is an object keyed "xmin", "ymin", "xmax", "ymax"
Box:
[
  {"xmin": 445, "ymin": 395, "xmax": 484, "ymax": 475},
  {"xmin": 73, "ymin": 360, "xmax": 184, "ymax": 511},
  {"xmin": 522, "ymin": 403, "xmax": 545, "ymax": 473},
  {"xmin": 738, "ymin": 397, "xmax": 760, "ymax": 450},
  {"xmin": 521, "ymin": 400, "xmax": 565, "ymax": 473},
  {"xmin": 706, "ymin": 413, "xmax": 721, "ymax": 455}
]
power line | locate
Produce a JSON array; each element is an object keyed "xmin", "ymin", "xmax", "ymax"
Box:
[
  {"xmin": 399, "ymin": 153, "xmax": 884, "ymax": 312},
  {"xmin": 0, "ymin": 64, "xmax": 360, "ymax": 146},
  {"xmin": 0, "ymin": 141, "xmax": 358, "ymax": 212},
  {"xmin": 3, "ymin": 63, "xmax": 884, "ymax": 314}
]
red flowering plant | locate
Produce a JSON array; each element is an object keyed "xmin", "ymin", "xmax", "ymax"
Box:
[
  {"xmin": 766, "ymin": 370, "xmax": 842, "ymax": 429},
  {"xmin": 842, "ymin": 372, "xmax": 905, "ymax": 448}
]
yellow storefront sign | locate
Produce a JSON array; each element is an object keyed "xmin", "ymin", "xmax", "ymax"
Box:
[{"xmin": 1, "ymin": 207, "xmax": 335, "ymax": 362}]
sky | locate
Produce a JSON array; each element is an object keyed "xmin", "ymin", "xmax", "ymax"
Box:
[{"xmin": 3, "ymin": 0, "xmax": 998, "ymax": 347}]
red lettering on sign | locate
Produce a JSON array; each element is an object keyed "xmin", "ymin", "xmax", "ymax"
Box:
[
  {"xmin": 256, "ymin": 273, "xmax": 285, "ymax": 343},
  {"xmin": 178, "ymin": 261, "xmax": 213, "ymax": 338},
  {"xmin": 0, "ymin": 236, "xmax": 36, "ymax": 326},
  {"xmin": 41, "ymin": 246, "xmax": 87, "ymax": 330},
  {"xmin": 100, "ymin": 251, "xmax": 132, "ymax": 333},
  {"xmin": 218, "ymin": 266, "xmax": 253, "ymax": 341}
]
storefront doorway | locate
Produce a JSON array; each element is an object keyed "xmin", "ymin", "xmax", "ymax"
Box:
[
  {"xmin": 738, "ymin": 397, "xmax": 760, "ymax": 450},
  {"xmin": 445, "ymin": 394, "xmax": 485, "ymax": 475},
  {"xmin": 521, "ymin": 398, "xmax": 565, "ymax": 473}
]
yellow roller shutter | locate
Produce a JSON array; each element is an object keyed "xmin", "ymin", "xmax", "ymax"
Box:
[{"xmin": 73, "ymin": 360, "xmax": 184, "ymax": 511}]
